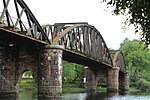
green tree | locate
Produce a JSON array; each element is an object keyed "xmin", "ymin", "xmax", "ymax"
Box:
[
  {"xmin": 62, "ymin": 61, "xmax": 84, "ymax": 83},
  {"xmin": 74, "ymin": 64, "xmax": 84, "ymax": 82},
  {"xmin": 119, "ymin": 39, "xmax": 150, "ymax": 82},
  {"xmin": 23, "ymin": 70, "xmax": 33, "ymax": 78},
  {"xmin": 62, "ymin": 61, "xmax": 77, "ymax": 83},
  {"xmin": 102, "ymin": 0, "xmax": 150, "ymax": 45}
]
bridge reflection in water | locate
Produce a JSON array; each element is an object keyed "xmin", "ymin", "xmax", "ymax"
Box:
[
  {"xmin": 0, "ymin": 91, "xmax": 130, "ymax": 100},
  {"xmin": 2, "ymin": 91, "xmax": 150, "ymax": 100}
]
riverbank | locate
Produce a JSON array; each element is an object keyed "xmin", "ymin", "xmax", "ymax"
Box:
[
  {"xmin": 19, "ymin": 79, "xmax": 37, "ymax": 90},
  {"xmin": 19, "ymin": 79, "xmax": 142, "ymax": 93},
  {"xmin": 62, "ymin": 83, "xmax": 107, "ymax": 93},
  {"xmin": 19, "ymin": 80, "xmax": 107, "ymax": 93},
  {"xmin": 129, "ymin": 87, "xmax": 141, "ymax": 92}
]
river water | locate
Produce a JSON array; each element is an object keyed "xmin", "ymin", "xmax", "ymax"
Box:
[
  {"xmin": 2, "ymin": 90, "xmax": 148, "ymax": 100},
  {"xmin": 0, "ymin": 90, "xmax": 150, "ymax": 100}
]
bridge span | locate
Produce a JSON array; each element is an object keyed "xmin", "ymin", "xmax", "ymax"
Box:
[{"xmin": 0, "ymin": 0, "xmax": 129, "ymax": 98}]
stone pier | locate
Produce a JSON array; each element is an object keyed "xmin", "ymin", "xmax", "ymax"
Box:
[
  {"xmin": 119, "ymin": 73, "xmax": 129, "ymax": 91},
  {"xmin": 84, "ymin": 67, "xmax": 96, "ymax": 92},
  {"xmin": 38, "ymin": 45, "xmax": 63, "ymax": 98},
  {"xmin": 0, "ymin": 43, "xmax": 18, "ymax": 98},
  {"xmin": 107, "ymin": 67, "xmax": 119, "ymax": 92}
]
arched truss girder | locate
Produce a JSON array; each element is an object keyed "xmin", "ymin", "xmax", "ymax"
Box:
[
  {"xmin": 48, "ymin": 23, "xmax": 113, "ymax": 66},
  {"xmin": 0, "ymin": 0, "xmax": 50, "ymax": 44},
  {"xmin": 113, "ymin": 51, "xmax": 126, "ymax": 73}
]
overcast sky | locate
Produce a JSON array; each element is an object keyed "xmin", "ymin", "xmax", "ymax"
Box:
[{"xmin": 0, "ymin": 0, "xmax": 139, "ymax": 50}]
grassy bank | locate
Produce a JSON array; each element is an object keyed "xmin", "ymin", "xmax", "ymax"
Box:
[
  {"xmin": 62, "ymin": 83, "xmax": 107, "ymax": 93},
  {"xmin": 129, "ymin": 87, "xmax": 141, "ymax": 92},
  {"xmin": 62, "ymin": 83, "xmax": 85, "ymax": 93},
  {"xmin": 19, "ymin": 79, "xmax": 37, "ymax": 90},
  {"xmin": 19, "ymin": 79, "xmax": 107, "ymax": 93}
]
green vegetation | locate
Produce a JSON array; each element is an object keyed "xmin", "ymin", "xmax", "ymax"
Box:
[
  {"xmin": 20, "ymin": 40, "xmax": 150, "ymax": 92},
  {"xmin": 19, "ymin": 71, "xmax": 36, "ymax": 91},
  {"xmin": 23, "ymin": 70, "xmax": 33, "ymax": 78},
  {"xmin": 61, "ymin": 61, "xmax": 87, "ymax": 93},
  {"xmin": 62, "ymin": 61, "xmax": 84, "ymax": 84},
  {"xmin": 119, "ymin": 38, "xmax": 150, "ymax": 91},
  {"xmin": 19, "ymin": 62, "xmax": 106, "ymax": 93},
  {"xmin": 62, "ymin": 83, "xmax": 85, "ymax": 93},
  {"xmin": 19, "ymin": 62, "xmax": 85, "ymax": 93},
  {"xmin": 19, "ymin": 79, "xmax": 37, "ymax": 90},
  {"xmin": 22, "ymin": 41, "xmax": 150, "ymax": 92}
]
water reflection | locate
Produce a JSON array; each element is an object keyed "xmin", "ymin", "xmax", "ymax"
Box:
[
  {"xmin": 86, "ymin": 92, "xmax": 108, "ymax": 100},
  {"xmin": 1, "ymin": 90, "xmax": 150, "ymax": 100},
  {"xmin": 0, "ymin": 98, "xmax": 17, "ymax": 100},
  {"xmin": 85, "ymin": 92, "xmax": 120, "ymax": 100},
  {"xmin": 119, "ymin": 91, "xmax": 130, "ymax": 95},
  {"xmin": 108, "ymin": 95, "xmax": 150, "ymax": 100},
  {"xmin": 62, "ymin": 92, "xmax": 124, "ymax": 100},
  {"xmin": 38, "ymin": 97, "xmax": 61, "ymax": 100},
  {"xmin": 63, "ymin": 93, "xmax": 87, "ymax": 100},
  {"xmin": 18, "ymin": 91, "xmax": 37, "ymax": 100}
]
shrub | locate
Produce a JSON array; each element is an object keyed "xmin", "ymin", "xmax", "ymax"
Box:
[{"xmin": 137, "ymin": 79, "xmax": 150, "ymax": 92}]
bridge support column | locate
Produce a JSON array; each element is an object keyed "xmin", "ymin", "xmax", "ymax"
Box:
[
  {"xmin": 0, "ymin": 43, "xmax": 18, "ymax": 98},
  {"xmin": 38, "ymin": 45, "xmax": 63, "ymax": 98},
  {"xmin": 107, "ymin": 67, "xmax": 119, "ymax": 93},
  {"xmin": 84, "ymin": 67, "xmax": 96, "ymax": 92},
  {"xmin": 120, "ymin": 73, "xmax": 129, "ymax": 91}
]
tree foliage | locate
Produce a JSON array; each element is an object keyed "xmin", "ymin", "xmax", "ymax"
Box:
[
  {"xmin": 62, "ymin": 61, "xmax": 76, "ymax": 82},
  {"xmin": 23, "ymin": 70, "xmax": 33, "ymax": 78},
  {"xmin": 102, "ymin": 0, "xmax": 150, "ymax": 45},
  {"xmin": 119, "ymin": 39, "xmax": 150, "ymax": 82},
  {"xmin": 62, "ymin": 61, "xmax": 84, "ymax": 83}
]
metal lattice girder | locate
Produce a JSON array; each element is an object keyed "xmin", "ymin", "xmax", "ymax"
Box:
[
  {"xmin": 113, "ymin": 51, "xmax": 126, "ymax": 73},
  {"xmin": 0, "ymin": 0, "xmax": 10, "ymax": 22},
  {"xmin": 43, "ymin": 23, "xmax": 113, "ymax": 66},
  {"xmin": 0, "ymin": 0, "xmax": 51, "ymax": 44}
]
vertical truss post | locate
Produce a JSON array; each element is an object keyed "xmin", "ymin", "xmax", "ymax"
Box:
[
  {"xmin": 14, "ymin": 0, "xmax": 23, "ymax": 31},
  {"xmin": 27, "ymin": 23, "xmax": 35, "ymax": 36},
  {"xmin": 34, "ymin": 24, "xmax": 37, "ymax": 38},
  {"xmin": 14, "ymin": 8, "xmax": 25, "ymax": 29},
  {"xmin": 0, "ymin": 0, "xmax": 10, "ymax": 22},
  {"xmin": 2, "ymin": 0, "xmax": 11, "ymax": 26}
]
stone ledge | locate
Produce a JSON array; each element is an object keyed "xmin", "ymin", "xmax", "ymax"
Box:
[
  {"xmin": 39, "ymin": 45, "xmax": 64, "ymax": 50},
  {"xmin": 0, "ymin": 91, "xmax": 18, "ymax": 98}
]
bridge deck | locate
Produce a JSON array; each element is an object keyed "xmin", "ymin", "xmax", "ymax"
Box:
[
  {"xmin": 0, "ymin": 25, "xmax": 48, "ymax": 45},
  {"xmin": 63, "ymin": 49, "xmax": 112, "ymax": 68}
]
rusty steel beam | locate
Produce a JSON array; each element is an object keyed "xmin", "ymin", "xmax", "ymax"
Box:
[
  {"xmin": 113, "ymin": 51, "xmax": 126, "ymax": 73},
  {"xmin": 0, "ymin": 0, "xmax": 10, "ymax": 22},
  {"xmin": 50, "ymin": 24, "xmax": 113, "ymax": 67},
  {"xmin": 3, "ymin": 0, "xmax": 11, "ymax": 26},
  {"xmin": 16, "ymin": 0, "xmax": 51, "ymax": 44},
  {"xmin": 0, "ymin": 26, "xmax": 48, "ymax": 45},
  {"xmin": 0, "ymin": 0, "xmax": 51, "ymax": 44},
  {"xmin": 14, "ymin": 0, "xmax": 23, "ymax": 31}
]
